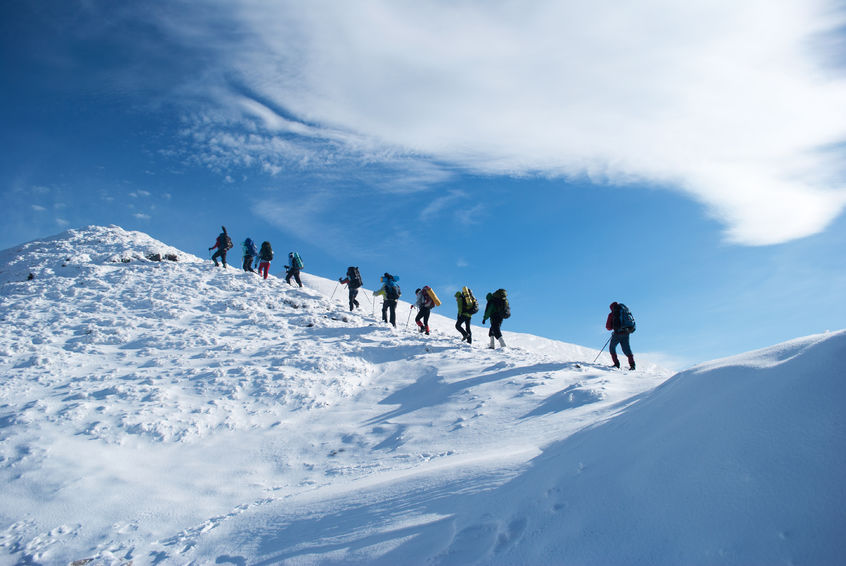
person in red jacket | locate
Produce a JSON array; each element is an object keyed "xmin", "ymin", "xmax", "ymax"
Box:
[
  {"xmin": 606, "ymin": 302, "xmax": 636, "ymax": 370},
  {"xmin": 208, "ymin": 226, "xmax": 232, "ymax": 268}
]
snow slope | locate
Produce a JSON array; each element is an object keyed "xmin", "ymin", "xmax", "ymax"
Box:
[
  {"xmin": 0, "ymin": 226, "xmax": 669, "ymax": 565},
  {"xmin": 1, "ymin": 226, "xmax": 842, "ymax": 565}
]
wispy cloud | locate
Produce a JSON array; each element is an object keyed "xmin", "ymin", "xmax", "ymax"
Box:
[{"xmin": 153, "ymin": 0, "xmax": 846, "ymax": 245}]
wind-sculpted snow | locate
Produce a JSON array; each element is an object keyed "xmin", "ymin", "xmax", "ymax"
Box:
[{"xmin": 7, "ymin": 227, "xmax": 839, "ymax": 564}]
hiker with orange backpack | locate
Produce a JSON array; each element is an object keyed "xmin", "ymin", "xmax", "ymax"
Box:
[{"xmin": 412, "ymin": 287, "xmax": 439, "ymax": 335}]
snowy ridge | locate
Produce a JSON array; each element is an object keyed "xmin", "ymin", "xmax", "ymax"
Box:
[
  {"xmin": 0, "ymin": 226, "xmax": 669, "ymax": 564},
  {"xmin": 1, "ymin": 226, "xmax": 841, "ymax": 565}
]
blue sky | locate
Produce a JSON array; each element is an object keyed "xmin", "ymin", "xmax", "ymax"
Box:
[{"xmin": 2, "ymin": 0, "xmax": 845, "ymax": 368}]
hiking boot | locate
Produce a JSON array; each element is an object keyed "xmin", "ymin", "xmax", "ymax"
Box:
[
  {"xmin": 489, "ymin": 336, "xmax": 496, "ymax": 349},
  {"xmin": 627, "ymin": 355, "xmax": 636, "ymax": 370},
  {"xmin": 498, "ymin": 337, "xmax": 506, "ymax": 348},
  {"xmin": 610, "ymin": 353, "xmax": 620, "ymax": 368},
  {"xmin": 425, "ymin": 326, "xmax": 430, "ymax": 335},
  {"xmin": 467, "ymin": 334, "xmax": 472, "ymax": 344}
]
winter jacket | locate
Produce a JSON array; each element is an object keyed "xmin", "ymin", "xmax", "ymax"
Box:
[
  {"xmin": 483, "ymin": 290, "xmax": 509, "ymax": 323},
  {"xmin": 415, "ymin": 289, "xmax": 434, "ymax": 309},
  {"xmin": 243, "ymin": 239, "xmax": 258, "ymax": 258},
  {"xmin": 606, "ymin": 302, "xmax": 633, "ymax": 334},
  {"xmin": 455, "ymin": 292, "xmax": 471, "ymax": 318},
  {"xmin": 606, "ymin": 302, "xmax": 619, "ymax": 332},
  {"xmin": 258, "ymin": 243, "xmax": 273, "ymax": 262}
]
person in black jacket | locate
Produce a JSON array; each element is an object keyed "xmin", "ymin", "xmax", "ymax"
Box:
[
  {"xmin": 606, "ymin": 302, "xmax": 636, "ymax": 370},
  {"xmin": 285, "ymin": 252, "xmax": 303, "ymax": 287},
  {"xmin": 483, "ymin": 289, "xmax": 510, "ymax": 349},
  {"xmin": 339, "ymin": 266, "xmax": 363, "ymax": 311},
  {"xmin": 257, "ymin": 241, "xmax": 273, "ymax": 279}
]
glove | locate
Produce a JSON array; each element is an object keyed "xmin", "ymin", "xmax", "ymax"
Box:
[
  {"xmin": 482, "ymin": 318, "xmax": 487, "ymax": 324},
  {"xmin": 208, "ymin": 247, "xmax": 213, "ymax": 250}
]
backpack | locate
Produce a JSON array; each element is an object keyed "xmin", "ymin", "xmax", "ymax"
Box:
[
  {"xmin": 222, "ymin": 233, "xmax": 233, "ymax": 251},
  {"xmin": 421, "ymin": 285, "xmax": 441, "ymax": 307},
  {"xmin": 617, "ymin": 303, "xmax": 636, "ymax": 333},
  {"xmin": 347, "ymin": 266, "xmax": 362, "ymax": 289},
  {"xmin": 244, "ymin": 239, "xmax": 258, "ymax": 257},
  {"xmin": 385, "ymin": 281, "xmax": 401, "ymax": 300},
  {"xmin": 260, "ymin": 241, "xmax": 273, "ymax": 261},
  {"xmin": 289, "ymin": 252, "xmax": 304, "ymax": 270},
  {"xmin": 495, "ymin": 289, "xmax": 511, "ymax": 319},
  {"xmin": 462, "ymin": 286, "xmax": 479, "ymax": 315}
]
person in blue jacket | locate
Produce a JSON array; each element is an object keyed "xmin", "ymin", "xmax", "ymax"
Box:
[{"xmin": 242, "ymin": 238, "xmax": 258, "ymax": 272}]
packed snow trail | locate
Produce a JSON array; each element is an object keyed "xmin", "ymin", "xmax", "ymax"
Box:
[{"xmin": 0, "ymin": 226, "xmax": 670, "ymax": 564}]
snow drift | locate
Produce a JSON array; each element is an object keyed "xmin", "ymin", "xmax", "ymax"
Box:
[{"xmin": 0, "ymin": 225, "xmax": 841, "ymax": 565}]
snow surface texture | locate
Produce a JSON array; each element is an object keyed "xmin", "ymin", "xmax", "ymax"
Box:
[{"xmin": 0, "ymin": 226, "xmax": 842, "ymax": 565}]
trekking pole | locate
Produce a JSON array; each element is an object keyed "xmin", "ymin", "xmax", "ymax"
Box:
[
  {"xmin": 406, "ymin": 306, "xmax": 413, "ymax": 328},
  {"xmin": 592, "ymin": 335, "xmax": 612, "ymax": 363},
  {"xmin": 330, "ymin": 282, "xmax": 340, "ymax": 300}
]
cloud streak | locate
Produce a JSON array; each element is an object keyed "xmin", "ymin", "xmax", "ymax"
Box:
[{"xmin": 160, "ymin": 0, "xmax": 846, "ymax": 245}]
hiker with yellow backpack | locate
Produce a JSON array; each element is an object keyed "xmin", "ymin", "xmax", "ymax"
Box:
[
  {"xmin": 412, "ymin": 286, "xmax": 441, "ymax": 335},
  {"xmin": 455, "ymin": 286, "xmax": 479, "ymax": 344}
]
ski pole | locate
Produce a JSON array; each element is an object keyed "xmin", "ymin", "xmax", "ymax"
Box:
[
  {"xmin": 406, "ymin": 306, "xmax": 414, "ymax": 328},
  {"xmin": 592, "ymin": 335, "xmax": 612, "ymax": 363},
  {"xmin": 330, "ymin": 282, "xmax": 340, "ymax": 300}
]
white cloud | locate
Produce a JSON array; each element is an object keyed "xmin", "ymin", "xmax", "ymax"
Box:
[
  {"xmin": 32, "ymin": 205, "xmax": 46, "ymax": 212},
  {"xmin": 134, "ymin": 213, "xmax": 151, "ymax": 220},
  {"xmin": 164, "ymin": 0, "xmax": 846, "ymax": 245}
]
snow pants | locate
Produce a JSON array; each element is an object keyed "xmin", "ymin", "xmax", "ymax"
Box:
[
  {"xmin": 488, "ymin": 315, "xmax": 503, "ymax": 339},
  {"xmin": 258, "ymin": 261, "xmax": 270, "ymax": 279},
  {"xmin": 610, "ymin": 331, "xmax": 633, "ymax": 357},
  {"xmin": 348, "ymin": 287, "xmax": 360, "ymax": 311},
  {"xmin": 243, "ymin": 255, "xmax": 255, "ymax": 272},
  {"xmin": 415, "ymin": 307, "xmax": 431, "ymax": 330},
  {"xmin": 456, "ymin": 315, "xmax": 471, "ymax": 340},
  {"xmin": 211, "ymin": 249, "xmax": 227, "ymax": 267},
  {"xmin": 382, "ymin": 299, "xmax": 397, "ymax": 327},
  {"xmin": 286, "ymin": 268, "xmax": 302, "ymax": 287}
]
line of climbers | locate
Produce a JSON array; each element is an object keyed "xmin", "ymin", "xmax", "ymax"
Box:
[
  {"xmin": 341, "ymin": 271, "xmax": 512, "ymax": 350},
  {"xmin": 210, "ymin": 227, "xmax": 636, "ymax": 363},
  {"xmin": 208, "ymin": 226, "xmax": 304, "ymax": 286}
]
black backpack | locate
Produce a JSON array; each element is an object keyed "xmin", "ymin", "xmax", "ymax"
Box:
[
  {"xmin": 385, "ymin": 282, "xmax": 401, "ymax": 300},
  {"xmin": 617, "ymin": 303, "xmax": 636, "ymax": 333},
  {"xmin": 495, "ymin": 289, "xmax": 510, "ymax": 319},
  {"xmin": 260, "ymin": 241, "xmax": 273, "ymax": 261},
  {"xmin": 347, "ymin": 266, "xmax": 363, "ymax": 289}
]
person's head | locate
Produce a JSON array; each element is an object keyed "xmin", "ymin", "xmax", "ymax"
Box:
[
  {"xmin": 455, "ymin": 291, "xmax": 462, "ymax": 298},
  {"xmin": 609, "ymin": 302, "xmax": 618, "ymax": 311},
  {"xmin": 415, "ymin": 288, "xmax": 421, "ymax": 294}
]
